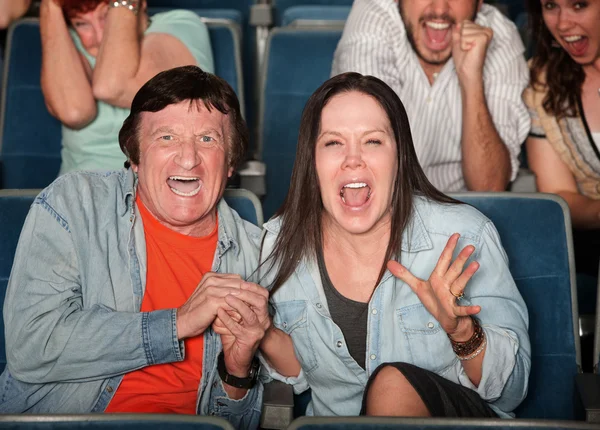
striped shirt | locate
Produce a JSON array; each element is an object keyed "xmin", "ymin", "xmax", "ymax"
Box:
[{"xmin": 332, "ymin": 0, "xmax": 531, "ymax": 192}]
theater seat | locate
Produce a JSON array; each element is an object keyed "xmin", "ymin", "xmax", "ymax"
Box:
[
  {"xmin": 452, "ymin": 193, "xmax": 582, "ymax": 420},
  {"xmin": 258, "ymin": 27, "xmax": 343, "ymax": 219}
]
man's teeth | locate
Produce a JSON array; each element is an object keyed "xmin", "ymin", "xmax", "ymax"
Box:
[
  {"xmin": 170, "ymin": 186, "xmax": 201, "ymax": 197},
  {"xmin": 343, "ymin": 182, "xmax": 368, "ymax": 189},
  {"xmin": 426, "ymin": 21, "xmax": 450, "ymax": 30},
  {"xmin": 168, "ymin": 176, "xmax": 201, "ymax": 197},
  {"xmin": 564, "ymin": 35, "xmax": 583, "ymax": 43},
  {"xmin": 169, "ymin": 176, "xmax": 199, "ymax": 181}
]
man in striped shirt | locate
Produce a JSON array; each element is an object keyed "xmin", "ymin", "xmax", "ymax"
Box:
[{"xmin": 332, "ymin": 0, "xmax": 530, "ymax": 192}]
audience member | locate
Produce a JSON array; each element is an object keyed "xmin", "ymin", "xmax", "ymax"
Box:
[
  {"xmin": 332, "ymin": 0, "xmax": 530, "ymax": 192},
  {"xmin": 0, "ymin": 66, "xmax": 267, "ymax": 429},
  {"xmin": 523, "ymin": 0, "xmax": 600, "ymax": 279},
  {"xmin": 256, "ymin": 73, "xmax": 530, "ymax": 417},
  {"xmin": 41, "ymin": 0, "xmax": 214, "ymax": 174}
]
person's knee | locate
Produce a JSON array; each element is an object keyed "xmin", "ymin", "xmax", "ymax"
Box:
[
  {"xmin": 365, "ymin": 363, "xmax": 429, "ymax": 417},
  {"xmin": 368, "ymin": 364, "xmax": 409, "ymax": 395}
]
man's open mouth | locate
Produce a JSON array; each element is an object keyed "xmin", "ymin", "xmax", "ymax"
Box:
[{"xmin": 167, "ymin": 176, "xmax": 202, "ymax": 197}]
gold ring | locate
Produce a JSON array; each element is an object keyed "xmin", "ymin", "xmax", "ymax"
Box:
[{"xmin": 450, "ymin": 289, "xmax": 464, "ymax": 300}]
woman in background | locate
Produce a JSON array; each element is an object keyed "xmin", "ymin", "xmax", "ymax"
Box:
[
  {"xmin": 524, "ymin": 0, "xmax": 600, "ymax": 280},
  {"xmin": 40, "ymin": 0, "xmax": 214, "ymax": 174}
]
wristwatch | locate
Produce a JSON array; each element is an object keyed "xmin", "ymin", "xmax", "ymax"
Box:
[
  {"xmin": 111, "ymin": 0, "xmax": 139, "ymax": 16},
  {"xmin": 217, "ymin": 351, "xmax": 260, "ymax": 389}
]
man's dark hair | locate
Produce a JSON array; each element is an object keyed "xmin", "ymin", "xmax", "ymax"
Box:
[{"xmin": 119, "ymin": 65, "xmax": 249, "ymax": 170}]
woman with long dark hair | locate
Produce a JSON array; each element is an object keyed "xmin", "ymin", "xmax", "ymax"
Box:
[
  {"xmin": 254, "ymin": 73, "xmax": 530, "ymax": 417},
  {"xmin": 524, "ymin": 0, "xmax": 600, "ymax": 279}
]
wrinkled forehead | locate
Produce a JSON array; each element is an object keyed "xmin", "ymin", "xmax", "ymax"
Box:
[{"xmin": 139, "ymin": 100, "xmax": 231, "ymax": 139}]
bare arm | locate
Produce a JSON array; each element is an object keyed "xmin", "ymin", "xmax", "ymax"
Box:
[
  {"xmin": 460, "ymin": 82, "xmax": 511, "ymax": 191},
  {"xmin": 453, "ymin": 22, "xmax": 511, "ymax": 191},
  {"xmin": 0, "ymin": 0, "xmax": 31, "ymax": 29},
  {"xmin": 260, "ymin": 326, "xmax": 302, "ymax": 378},
  {"xmin": 40, "ymin": 0, "xmax": 97, "ymax": 129},
  {"xmin": 92, "ymin": 7, "xmax": 196, "ymax": 108},
  {"xmin": 527, "ymin": 136, "xmax": 600, "ymax": 229}
]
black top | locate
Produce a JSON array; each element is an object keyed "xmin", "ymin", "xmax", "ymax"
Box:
[{"xmin": 317, "ymin": 248, "xmax": 369, "ymax": 369}]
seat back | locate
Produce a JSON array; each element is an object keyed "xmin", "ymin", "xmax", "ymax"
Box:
[
  {"xmin": 258, "ymin": 27, "xmax": 342, "ymax": 219},
  {"xmin": 288, "ymin": 416, "xmax": 599, "ymax": 430},
  {"xmin": 272, "ymin": 0, "xmax": 354, "ymax": 26},
  {"xmin": 0, "ymin": 414, "xmax": 234, "ymax": 429},
  {"xmin": 0, "ymin": 19, "xmax": 62, "ymax": 189},
  {"xmin": 452, "ymin": 193, "xmax": 581, "ymax": 419},
  {"xmin": 0, "ymin": 16, "xmax": 243, "ymax": 190},
  {"xmin": 281, "ymin": 6, "xmax": 351, "ymax": 27},
  {"xmin": 223, "ymin": 188, "xmax": 263, "ymax": 226},
  {"xmin": 0, "ymin": 189, "xmax": 39, "ymax": 372}
]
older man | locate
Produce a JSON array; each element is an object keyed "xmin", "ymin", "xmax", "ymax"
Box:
[
  {"xmin": 0, "ymin": 66, "xmax": 267, "ymax": 429},
  {"xmin": 332, "ymin": 0, "xmax": 530, "ymax": 192}
]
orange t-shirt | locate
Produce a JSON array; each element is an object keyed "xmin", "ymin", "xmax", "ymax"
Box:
[{"xmin": 105, "ymin": 196, "xmax": 218, "ymax": 414}]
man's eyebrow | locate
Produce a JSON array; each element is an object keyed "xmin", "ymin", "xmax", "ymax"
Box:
[
  {"xmin": 196, "ymin": 128, "xmax": 224, "ymax": 138},
  {"xmin": 150, "ymin": 126, "xmax": 176, "ymax": 136}
]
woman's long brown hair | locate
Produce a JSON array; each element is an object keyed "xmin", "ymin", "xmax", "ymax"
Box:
[
  {"xmin": 260, "ymin": 72, "xmax": 457, "ymax": 293},
  {"xmin": 527, "ymin": 0, "xmax": 585, "ymax": 118}
]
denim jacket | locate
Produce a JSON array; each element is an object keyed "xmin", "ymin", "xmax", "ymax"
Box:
[
  {"xmin": 0, "ymin": 169, "xmax": 263, "ymax": 429},
  {"xmin": 260, "ymin": 197, "xmax": 531, "ymax": 418}
]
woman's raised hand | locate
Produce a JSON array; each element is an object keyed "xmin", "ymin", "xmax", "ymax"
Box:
[{"xmin": 388, "ymin": 233, "xmax": 481, "ymax": 340}]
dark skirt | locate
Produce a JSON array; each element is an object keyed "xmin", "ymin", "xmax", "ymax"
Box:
[{"xmin": 360, "ymin": 362, "xmax": 498, "ymax": 418}]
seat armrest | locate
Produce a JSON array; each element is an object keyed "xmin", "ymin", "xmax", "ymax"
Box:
[
  {"xmin": 260, "ymin": 380, "xmax": 294, "ymax": 429},
  {"xmin": 576, "ymin": 373, "xmax": 600, "ymax": 422}
]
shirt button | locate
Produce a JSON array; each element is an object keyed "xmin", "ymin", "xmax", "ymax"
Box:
[
  {"xmin": 316, "ymin": 303, "xmax": 322, "ymax": 309},
  {"xmin": 370, "ymin": 354, "xmax": 376, "ymax": 360},
  {"xmin": 427, "ymin": 322, "xmax": 434, "ymax": 329},
  {"xmin": 336, "ymin": 340, "xmax": 343, "ymax": 348},
  {"xmin": 372, "ymin": 309, "xmax": 378, "ymax": 315},
  {"xmin": 426, "ymin": 97, "xmax": 432, "ymax": 103},
  {"xmin": 282, "ymin": 321, "xmax": 288, "ymax": 328},
  {"xmin": 106, "ymin": 386, "xmax": 113, "ymax": 393}
]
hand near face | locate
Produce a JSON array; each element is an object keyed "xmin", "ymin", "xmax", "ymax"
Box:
[
  {"xmin": 452, "ymin": 20, "xmax": 493, "ymax": 86},
  {"xmin": 176, "ymin": 272, "xmax": 245, "ymax": 340},
  {"xmin": 211, "ymin": 282, "xmax": 271, "ymax": 377},
  {"xmin": 388, "ymin": 233, "xmax": 481, "ymax": 339}
]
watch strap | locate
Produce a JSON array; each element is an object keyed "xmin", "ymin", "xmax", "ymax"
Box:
[{"xmin": 217, "ymin": 351, "xmax": 259, "ymax": 389}]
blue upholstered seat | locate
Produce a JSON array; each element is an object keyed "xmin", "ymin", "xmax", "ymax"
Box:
[
  {"xmin": 287, "ymin": 416, "xmax": 597, "ymax": 430},
  {"xmin": 281, "ymin": 6, "xmax": 351, "ymax": 26},
  {"xmin": 271, "ymin": 0, "xmax": 354, "ymax": 26},
  {"xmin": 291, "ymin": 193, "xmax": 582, "ymax": 420},
  {"xmin": 258, "ymin": 27, "xmax": 342, "ymax": 219},
  {"xmin": 0, "ymin": 16, "xmax": 243, "ymax": 189},
  {"xmin": 452, "ymin": 193, "xmax": 582, "ymax": 420},
  {"xmin": 0, "ymin": 414, "xmax": 233, "ymax": 429}
]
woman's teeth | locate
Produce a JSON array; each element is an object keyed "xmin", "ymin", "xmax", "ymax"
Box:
[{"xmin": 564, "ymin": 35, "xmax": 583, "ymax": 43}]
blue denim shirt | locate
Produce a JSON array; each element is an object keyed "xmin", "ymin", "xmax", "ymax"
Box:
[
  {"xmin": 0, "ymin": 169, "xmax": 263, "ymax": 428},
  {"xmin": 260, "ymin": 197, "xmax": 530, "ymax": 418}
]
